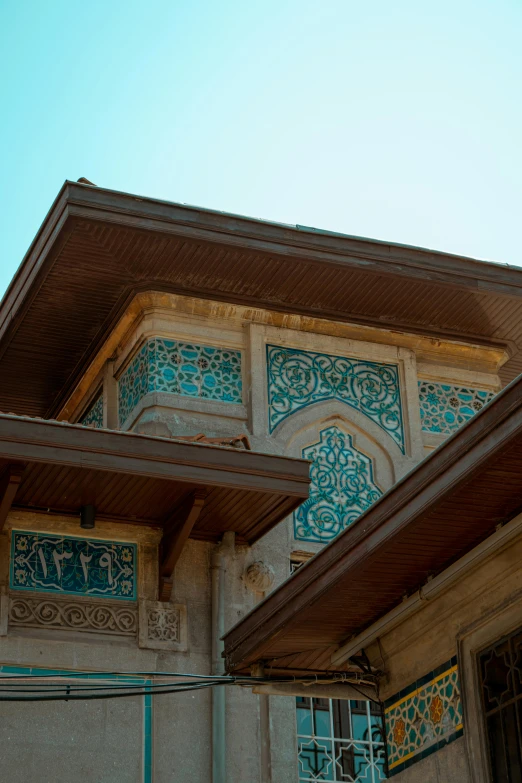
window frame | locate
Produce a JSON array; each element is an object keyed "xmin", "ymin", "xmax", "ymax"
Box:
[{"xmin": 458, "ymin": 597, "xmax": 522, "ymax": 783}]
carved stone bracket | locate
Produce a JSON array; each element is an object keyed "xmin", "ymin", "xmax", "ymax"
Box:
[
  {"xmin": 138, "ymin": 600, "xmax": 187, "ymax": 651},
  {"xmin": 8, "ymin": 593, "xmax": 138, "ymax": 637},
  {"xmin": 243, "ymin": 561, "xmax": 276, "ymax": 594}
]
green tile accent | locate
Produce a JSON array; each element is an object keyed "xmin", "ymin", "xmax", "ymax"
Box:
[
  {"xmin": 267, "ymin": 344, "xmax": 405, "ymax": 451},
  {"xmin": 10, "ymin": 531, "xmax": 137, "ymax": 600},
  {"xmin": 118, "ymin": 338, "xmax": 243, "ymax": 425},
  {"xmin": 79, "ymin": 392, "xmax": 104, "ymax": 428},
  {"xmin": 294, "ymin": 426, "xmax": 382, "ymax": 542},
  {"xmin": 418, "ymin": 381, "xmax": 495, "ymax": 434},
  {"xmin": 384, "ymin": 657, "xmax": 462, "ymax": 776}
]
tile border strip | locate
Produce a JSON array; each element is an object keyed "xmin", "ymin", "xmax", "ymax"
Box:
[{"xmin": 384, "ymin": 656, "xmax": 463, "ymax": 776}]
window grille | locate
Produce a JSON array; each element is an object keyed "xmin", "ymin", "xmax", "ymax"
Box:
[
  {"xmin": 479, "ymin": 627, "xmax": 522, "ymax": 780},
  {"xmin": 296, "ymin": 697, "xmax": 387, "ymax": 782}
]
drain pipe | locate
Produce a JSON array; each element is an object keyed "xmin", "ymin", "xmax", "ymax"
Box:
[
  {"xmin": 211, "ymin": 532, "xmax": 234, "ymax": 783},
  {"xmin": 251, "ymin": 662, "xmax": 272, "ymax": 783}
]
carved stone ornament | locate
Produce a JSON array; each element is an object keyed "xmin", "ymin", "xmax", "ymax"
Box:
[
  {"xmin": 243, "ymin": 561, "xmax": 275, "ymax": 594},
  {"xmin": 9, "ymin": 593, "xmax": 137, "ymax": 636},
  {"xmin": 138, "ymin": 600, "xmax": 188, "ymax": 651}
]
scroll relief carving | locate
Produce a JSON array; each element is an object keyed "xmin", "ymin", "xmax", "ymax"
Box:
[
  {"xmin": 9, "ymin": 594, "xmax": 137, "ymax": 636},
  {"xmin": 148, "ymin": 605, "xmax": 180, "ymax": 642},
  {"xmin": 138, "ymin": 600, "xmax": 187, "ymax": 651}
]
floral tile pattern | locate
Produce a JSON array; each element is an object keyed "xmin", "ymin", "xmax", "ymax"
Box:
[
  {"xmin": 267, "ymin": 345, "xmax": 405, "ymax": 452},
  {"xmin": 418, "ymin": 381, "xmax": 495, "ymax": 434},
  {"xmin": 384, "ymin": 657, "xmax": 463, "ymax": 776},
  {"xmin": 118, "ymin": 343, "xmax": 151, "ymax": 426},
  {"xmin": 118, "ymin": 338, "xmax": 242, "ymax": 425},
  {"xmin": 10, "ymin": 531, "xmax": 137, "ymax": 600},
  {"xmin": 294, "ymin": 426, "xmax": 382, "ymax": 543},
  {"xmin": 79, "ymin": 392, "xmax": 104, "ymax": 428}
]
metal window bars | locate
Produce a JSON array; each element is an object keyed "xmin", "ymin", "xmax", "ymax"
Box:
[{"xmin": 296, "ymin": 697, "xmax": 387, "ymax": 782}]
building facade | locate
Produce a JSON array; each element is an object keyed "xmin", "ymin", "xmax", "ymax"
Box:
[{"xmin": 0, "ymin": 180, "xmax": 521, "ymax": 781}]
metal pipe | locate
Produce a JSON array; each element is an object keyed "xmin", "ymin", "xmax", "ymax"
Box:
[
  {"xmin": 211, "ymin": 532, "xmax": 234, "ymax": 783},
  {"xmin": 259, "ymin": 693, "xmax": 272, "ymax": 783},
  {"xmin": 251, "ymin": 663, "xmax": 272, "ymax": 783},
  {"xmin": 252, "ymin": 682, "xmax": 377, "ymax": 700}
]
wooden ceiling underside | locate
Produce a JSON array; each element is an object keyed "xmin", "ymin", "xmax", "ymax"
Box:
[
  {"xmin": 2, "ymin": 182, "xmax": 522, "ymax": 418},
  {"xmin": 0, "ymin": 414, "xmax": 310, "ymax": 544}
]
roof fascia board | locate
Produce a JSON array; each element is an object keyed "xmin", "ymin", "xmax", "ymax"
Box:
[
  {"xmin": 63, "ymin": 182, "xmax": 522, "ymax": 295},
  {"xmin": 0, "ymin": 184, "xmax": 71, "ymax": 341},
  {"xmin": 0, "ymin": 415, "xmax": 310, "ymax": 496}
]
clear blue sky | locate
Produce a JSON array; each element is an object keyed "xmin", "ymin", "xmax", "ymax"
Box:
[{"xmin": 1, "ymin": 0, "xmax": 521, "ymax": 299}]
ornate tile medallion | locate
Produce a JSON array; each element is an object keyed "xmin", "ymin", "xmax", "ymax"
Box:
[
  {"xmin": 118, "ymin": 338, "xmax": 242, "ymax": 425},
  {"xmin": 267, "ymin": 345, "xmax": 405, "ymax": 452},
  {"xmin": 10, "ymin": 531, "xmax": 137, "ymax": 600},
  {"xmin": 384, "ymin": 657, "xmax": 463, "ymax": 775},
  {"xmin": 294, "ymin": 426, "xmax": 382, "ymax": 543},
  {"xmin": 418, "ymin": 381, "xmax": 495, "ymax": 435},
  {"xmin": 79, "ymin": 391, "xmax": 104, "ymax": 428}
]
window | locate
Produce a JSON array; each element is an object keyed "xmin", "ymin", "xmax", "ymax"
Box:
[
  {"xmin": 479, "ymin": 626, "xmax": 522, "ymax": 781},
  {"xmin": 290, "ymin": 552, "xmax": 314, "ymax": 574},
  {"xmin": 296, "ymin": 697, "xmax": 387, "ymax": 782}
]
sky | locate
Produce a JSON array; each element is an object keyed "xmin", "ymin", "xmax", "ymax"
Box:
[{"xmin": 1, "ymin": 0, "xmax": 521, "ymax": 299}]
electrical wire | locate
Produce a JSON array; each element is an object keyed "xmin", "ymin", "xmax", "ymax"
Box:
[
  {"xmin": 0, "ymin": 669, "xmax": 378, "ymax": 702},
  {"xmin": 0, "ymin": 682, "xmax": 217, "ymax": 702}
]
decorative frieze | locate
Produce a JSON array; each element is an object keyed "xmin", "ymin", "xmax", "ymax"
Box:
[
  {"xmin": 294, "ymin": 426, "xmax": 382, "ymax": 543},
  {"xmin": 118, "ymin": 338, "xmax": 242, "ymax": 425},
  {"xmin": 267, "ymin": 345, "xmax": 405, "ymax": 451},
  {"xmin": 384, "ymin": 657, "xmax": 463, "ymax": 776},
  {"xmin": 10, "ymin": 531, "xmax": 137, "ymax": 600},
  {"xmin": 138, "ymin": 600, "xmax": 187, "ymax": 651},
  {"xmin": 9, "ymin": 593, "xmax": 138, "ymax": 636},
  {"xmin": 79, "ymin": 391, "xmax": 104, "ymax": 428},
  {"xmin": 418, "ymin": 381, "xmax": 495, "ymax": 435}
]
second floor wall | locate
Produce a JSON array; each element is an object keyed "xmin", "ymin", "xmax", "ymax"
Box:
[{"xmin": 63, "ymin": 291, "xmax": 504, "ymax": 554}]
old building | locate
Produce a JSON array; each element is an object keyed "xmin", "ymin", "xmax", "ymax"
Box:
[{"xmin": 1, "ymin": 179, "xmax": 522, "ymax": 781}]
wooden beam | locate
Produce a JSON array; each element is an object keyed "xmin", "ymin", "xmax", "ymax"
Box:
[
  {"xmin": 0, "ymin": 464, "xmax": 25, "ymax": 531},
  {"xmin": 159, "ymin": 490, "xmax": 207, "ymax": 601},
  {"xmin": 0, "ymin": 414, "xmax": 310, "ymax": 498}
]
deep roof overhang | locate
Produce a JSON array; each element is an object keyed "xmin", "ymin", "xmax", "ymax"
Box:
[
  {"xmin": 3, "ymin": 181, "xmax": 522, "ymax": 417},
  {"xmin": 223, "ymin": 372, "xmax": 522, "ymax": 674},
  {"xmin": 0, "ymin": 414, "xmax": 310, "ymax": 543}
]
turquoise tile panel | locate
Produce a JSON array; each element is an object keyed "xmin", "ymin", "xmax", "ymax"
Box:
[
  {"xmin": 418, "ymin": 381, "xmax": 495, "ymax": 434},
  {"xmin": 294, "ymin": 425, "xmax": 382, "ymax": 543},
  {"xmin": 10, "ymin": 531, "xmax": 137, "ymax": 600},
  {"xmin": 267, "ymin": 345, "xmax": 405, "ymax": 452},
  {"xmin": 118, "ymin": 338, "xmax": 242, "ymax": 425},
  {"xmin": 384, "ymin": 657, "xmax": 463, "ymax": 776},
  {"xmin": 79, "ymin": 392, "xmax": 104, "ymax": 428}
]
